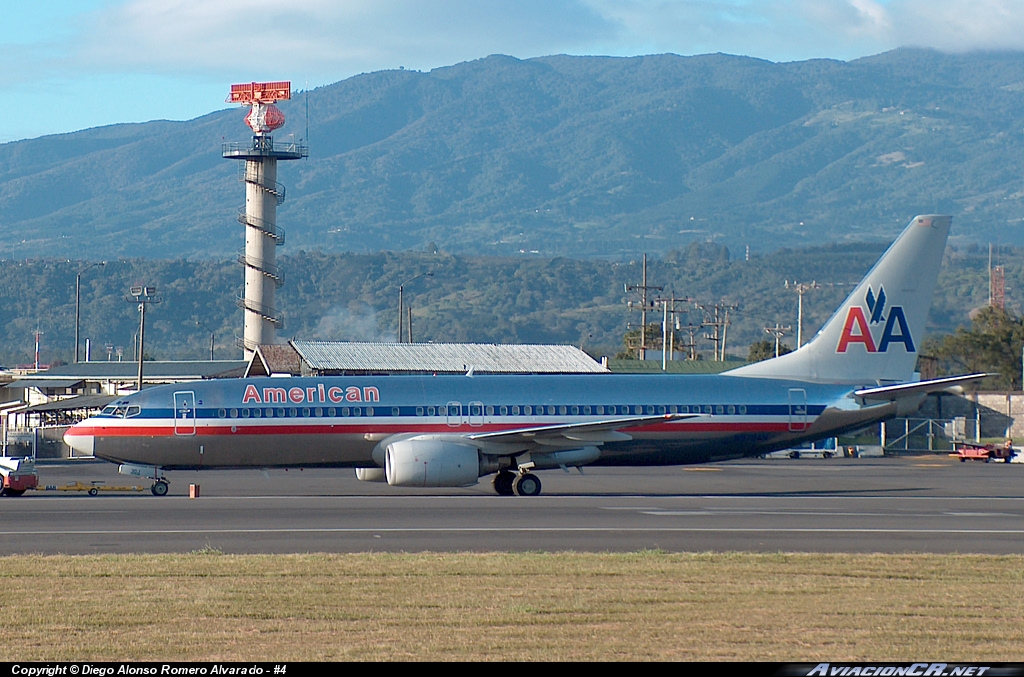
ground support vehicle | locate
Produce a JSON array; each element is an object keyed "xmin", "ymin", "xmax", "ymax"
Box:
[
  {"xmin": 953, "ymin": 443, "xmax": 1016, "ymax": 463},
  {"xmin": 35, "ymin": 480, "xmax": 146, "ymax": 496},
  {"xmin": 0, "ymin": 456, "xmax": 38, "ymax": 496}
]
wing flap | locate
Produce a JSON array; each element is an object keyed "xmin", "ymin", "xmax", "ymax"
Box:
[{"xmin": 468, "ymin": 413, "xmax": 696, "ymax": 450}]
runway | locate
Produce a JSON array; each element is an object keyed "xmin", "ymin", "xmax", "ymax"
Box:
[{"xmin": 2, "ymin": 456, "xmax": 1023, "ymax": 554}]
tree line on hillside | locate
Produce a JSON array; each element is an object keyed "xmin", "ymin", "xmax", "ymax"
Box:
[{"xmin": 0, "ymin": 241, "xmax": 1016, "ymax": 374}]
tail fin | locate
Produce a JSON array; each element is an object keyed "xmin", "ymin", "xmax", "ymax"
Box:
[{"xmin": 726, "ymin": 214, "xmax": 951, "ymax": 384}]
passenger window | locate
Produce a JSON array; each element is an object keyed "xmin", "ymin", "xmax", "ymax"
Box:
[
  {"xmin": 739, "ymin": 405, "xmax": 747, "ymax": 415},
  {"xmin": 277, "ymin": 408, "xmax": 286, "ymax": 418},
  {"xmin": 559, "ymin": 406, "xmax": 567, "ymax": 415},
  {"xmin": 341, "ymin": 407, "xmax": 350, "ymax": 417},
  {"xmin": 427, "ymin": 406, "xmax": 435, "ymax": 416},
  {"xmin": 252, "ymin": 408, "xmax": 262, "ymax": 418},
  {"xmin": 727, "ymin": 405, "xmax": 735, "ymax": 415},
  {"xmin": 416, "ymin": 407, "xmax": 424, "ymax": 416},
  {"xmin": 230, "ymin": 408, "xmax": 238, "ymax": 418},
  {"xmin": 392, "ymin": 407, "xmax": 400, "ymax": 417},
  {"xmin": 218, "ymin": 408, "xmax": 226, "ymax": 418},
  {"xmin": 366, "ymin": 407, "xmax": 373, "ymax": 416},
  {"xmin": 524, "ymin": 406, "xmax": 532, "ymax": 415},
  {"xmin": 328, "ymin": 408, "xmax": 336, "ymax": 417}
]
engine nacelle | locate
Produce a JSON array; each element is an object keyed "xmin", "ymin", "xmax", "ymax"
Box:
[
  {"xmin": 355, "ymin": 467, "xmax": 386, "ymax": 482},
  {"xmin": 385, "ymin": 438, "xmax": 481, "ymax": 487}
]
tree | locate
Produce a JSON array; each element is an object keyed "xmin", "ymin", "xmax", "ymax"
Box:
[
  {"xmin": 748, "ymin": 339, "xmax": 792, "ymax": 363},
  {"xmin": 616, "ymin": 323, "xmax": 689, "ymax": 360},
  {"xmin": 922, "ymin": 306, "xmax": 1024, "ymax": 390}
]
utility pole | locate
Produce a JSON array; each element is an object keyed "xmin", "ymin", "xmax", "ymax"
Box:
[
  {"xmin": 785, "ymin": 280, "xmax": 819, "ymax": 348},
  {"xmin": 653, "ymin": 294, "xmax": 693, "ymax": 367},
  {"xmin": 625, "ymin": 254, "xmax": 663, "ymax": 360},
  {"xmin": 75, "ymin": 261, "xmax": 105, "ymax": 363},
  {"xmin": 128, "ymin": 286, "xmax": 160, "ymax": 392},
  {"xmin": 398, "ymin": 272, "xmax": 432, "ymax": 343},
  {"xmin": 764, "ymin": 323, "xmax": 792, "ymax": 358},
  {"xmin": 697, "ymin": 302, "xmax": 738, "ymax": 361}
]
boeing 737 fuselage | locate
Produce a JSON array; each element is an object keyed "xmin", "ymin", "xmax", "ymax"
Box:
[{"xmin": 65, "ymin": 214, "xmax": 981, "ymax": 496}]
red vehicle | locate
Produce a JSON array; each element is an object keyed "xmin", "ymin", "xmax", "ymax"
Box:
[
  {"xmin": 0, "ymin": 456, "xmax": 39, "ymax": 496},
  {"xmin": 955, "ymin": 441, "xmax": 1015, "ymax": 463}
]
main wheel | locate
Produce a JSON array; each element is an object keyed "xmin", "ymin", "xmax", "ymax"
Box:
[
  {"xmin": 151, "ymin": 481, "xmax": 169, "ymax": 496},
  {"xmin": 492, "ymin": 471, "xmax": 515, "ymax": 496},
  {"xmin": 513, "ymin": 473, "xmax": 542, "ymax": 497}
]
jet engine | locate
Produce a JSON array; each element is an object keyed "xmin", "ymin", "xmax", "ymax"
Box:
[{"xmin": 384, "ymin": 438, "xmax": 481, "ymax": 487}]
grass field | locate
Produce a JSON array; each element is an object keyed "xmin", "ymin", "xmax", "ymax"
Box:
[{"xmin": 2, "ymin": 551, "xmax": 1022, "ymax": 661}]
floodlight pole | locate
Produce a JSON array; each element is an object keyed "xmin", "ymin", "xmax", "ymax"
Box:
[{"xmin": 128, "ymin": 286, "xmax": 161, "ymax": 392}]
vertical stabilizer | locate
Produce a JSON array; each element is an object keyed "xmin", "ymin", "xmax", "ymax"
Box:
[{"xmin": 725, "ymin": 214, "xmax": 951, "ymax": 384}]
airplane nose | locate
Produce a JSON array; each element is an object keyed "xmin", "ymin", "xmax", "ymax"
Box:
[{"xmin": 64, "ymin": 426, "xmax": 95, "ymax": 457}]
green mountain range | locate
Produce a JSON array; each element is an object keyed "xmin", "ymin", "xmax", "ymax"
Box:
[{"xmin": 2, "ymin": 49, "xmax": 1024, "ymax": 260}]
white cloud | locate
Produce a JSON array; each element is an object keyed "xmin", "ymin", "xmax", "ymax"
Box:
[{"xmin": 71, "ymin": 0, "xmax": 616, "ymax": 81}]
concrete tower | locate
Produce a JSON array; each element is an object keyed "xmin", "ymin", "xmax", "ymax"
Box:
[{"xmin": 222, "ymin": 82, "xmax": 308, "ymax": 358}]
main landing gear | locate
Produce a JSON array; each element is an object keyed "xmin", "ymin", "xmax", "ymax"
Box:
[
  {"xmin": 492, "ymin": 470, "xmax": 542, "ymax": 497},
  {"xmin": 151, "ymin": 480, "xmax": 169, "ymax": 496}
]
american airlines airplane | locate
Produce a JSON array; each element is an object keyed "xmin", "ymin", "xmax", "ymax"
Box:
[{"xmin": 64, "ymin": 214, "xmax": 982, "ymax": 496}]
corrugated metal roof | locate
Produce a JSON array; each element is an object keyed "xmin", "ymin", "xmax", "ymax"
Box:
[
  {"xmin": 290, "ymin": 341, "xmax": 608, "ymax": 374},
  {"xmin": 9, "ymin": 378, "xmax": 85, "ymax": 389},
  {"xmin": 24, "ymin": 393, "xmax": 117, "ymax": 413},
  {"xmin": 41, "ymin": 361, "xmax": 247, "ymax": 380}
]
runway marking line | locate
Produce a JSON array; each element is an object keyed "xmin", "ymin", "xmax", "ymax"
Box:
[{"xmin": 4, "ymin": 527, "xmax": 1024, "ymax": 536}]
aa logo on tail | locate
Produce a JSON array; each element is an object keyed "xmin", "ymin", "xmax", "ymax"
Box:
[{"xmin": 836, "ymin": 286, "xmax": 915, "ymax": 354}]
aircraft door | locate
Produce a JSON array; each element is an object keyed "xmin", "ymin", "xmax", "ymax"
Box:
[
  {"xmin": 173, "ymin": 391, "xmax": 197, "ymax": 436},
  {"xmin": 469, "ymin": 401, "xmax": 484, "ymax": 427},
  {"xmin": 446, "ymin": 401, "xmax": 462, "ymax": 427},
  {"xmin": 788, "ymin": 389, "xmax": 808, "ymax": 432}
]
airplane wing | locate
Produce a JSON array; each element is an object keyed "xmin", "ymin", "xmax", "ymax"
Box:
[
  {"xmin": 854, "ymin": 373, "xmax": 991, "ymax": 401},
  {"xmin": 468, "ymin": 413, "xmax": 698, "ymax": 450}
]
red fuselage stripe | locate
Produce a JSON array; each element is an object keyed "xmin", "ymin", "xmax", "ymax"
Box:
[{"xmin": 66, "ymin": 421, "xmax": 794, "ymax": 437}]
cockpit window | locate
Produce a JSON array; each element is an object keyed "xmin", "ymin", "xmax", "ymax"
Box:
[
  {"xmin": 125, "ymin": 406, "xmax": 141, "ymax": 418},
  {"xmin": 101, "ymin": 405, "xmax": 117, "ymax": 416}
]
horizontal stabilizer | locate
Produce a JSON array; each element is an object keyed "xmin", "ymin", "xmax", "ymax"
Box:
[{"xmin": 854, "ymin": 373, "xmax": 991, "ymax": 401}]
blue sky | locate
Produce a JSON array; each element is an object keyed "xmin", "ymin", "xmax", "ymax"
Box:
[{"xmin": 3, "ymin": 0, "xmax": 1023, "ymax": 143}]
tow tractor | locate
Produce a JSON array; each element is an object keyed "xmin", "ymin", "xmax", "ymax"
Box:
[
  {"xmin": 0, "ymin": 456, "xmax": 39, "ymax": 496},
  {"xmin": 953, "ymin": 441, "xmax": 1016, "ymax": 463}
]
